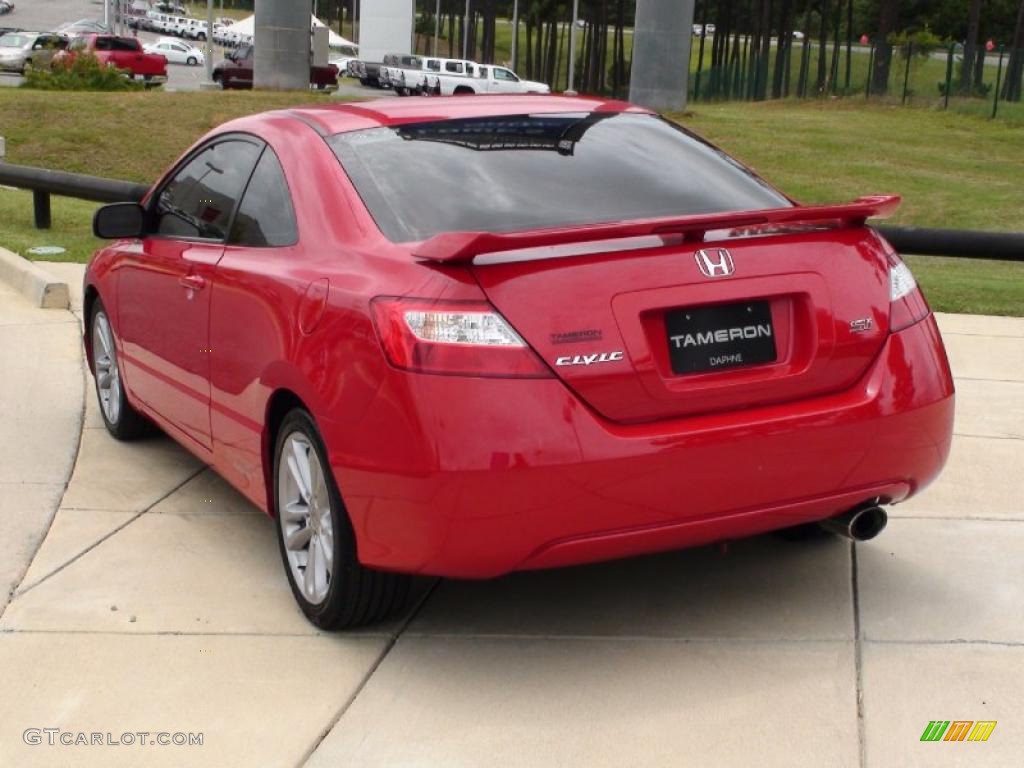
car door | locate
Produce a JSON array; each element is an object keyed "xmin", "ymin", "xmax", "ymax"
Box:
[
  {"xmin": 491, "ymin": 67, "xmax": 522, "ymax": 93},
  {"xmin": 208, "ymin": 146, "xmax": 300, "ymax": 502},
  {"xmin": 117, "ymin": 137, "xmax": 262, "ymax": 452},
  {"xmin": 31, "ymin": 35, "xmax": 61, "ymax": 68}
]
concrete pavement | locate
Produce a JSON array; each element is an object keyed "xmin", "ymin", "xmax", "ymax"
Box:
[{"xmin": 0, "ymin": 265, "xmax": 1020, "ymax": 767}]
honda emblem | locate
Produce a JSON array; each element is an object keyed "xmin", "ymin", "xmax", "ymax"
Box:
[{"xmin": 694, "ymin": 248, "xmax": 735, "ymax": 278}]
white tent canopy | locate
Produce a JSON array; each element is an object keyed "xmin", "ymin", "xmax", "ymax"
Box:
[{"xmin": 221, "ymin": 14, "xmax": 356, "ymax": 50}]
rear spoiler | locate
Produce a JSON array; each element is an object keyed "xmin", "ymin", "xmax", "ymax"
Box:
[{"xmin": 412, "ymin": 195, "xmax": 901, "ymax": 264}]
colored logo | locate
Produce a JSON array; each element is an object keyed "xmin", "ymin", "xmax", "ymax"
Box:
[{"xmin": 921, "ymin": 721, "xmax": 997, "ymax": 742}]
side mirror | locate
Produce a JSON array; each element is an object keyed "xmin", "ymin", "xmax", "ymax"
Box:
[{"xmin": 93, "ymin": 202, "xmax": 146, "ymax": 239}]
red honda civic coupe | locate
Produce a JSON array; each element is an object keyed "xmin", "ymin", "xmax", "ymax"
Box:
[{"xmin": 86, "ymin": 95, "xmax": 954, "ymax": 629}]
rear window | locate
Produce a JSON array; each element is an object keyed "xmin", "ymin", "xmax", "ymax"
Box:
[{"xmin": 328, "ymin": 112, "xmax": 790, "ymax": 243}]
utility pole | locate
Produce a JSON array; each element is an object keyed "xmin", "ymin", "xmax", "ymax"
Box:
[
  {"xmin": 434, "ymin": 0, "xmax": 440, "ymax": 55},
  {"xmin": 566, "ymin": 0, "xmax": 579, "ymax": 91},
  {"xmin": 462, "ymin": 0, "xmax": 470, "ymax": 59},
  {"xmin": 511, "ymin": 0, "xmax": 518, "ymax": 70},
  {"xmin": 205, "ymin": 0, "xmax": 214, "ymax": 84}
]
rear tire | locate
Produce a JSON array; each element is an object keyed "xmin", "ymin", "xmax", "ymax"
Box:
[
  {"xmin": 273, "ymin": 409, "xmax": 411, "ymax": 630},
  {"xmin": 90, "ymin": 299, "xmax": 150, "ymax": 441}
]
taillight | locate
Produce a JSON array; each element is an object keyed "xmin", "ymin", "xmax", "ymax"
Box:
[
  {"xmin": 370, "ymin": 297, "xmax": 552, "ymax": 378},
  {"xmin": 875, "ymin": 233, "xmax": 930, "ymax": 332}
]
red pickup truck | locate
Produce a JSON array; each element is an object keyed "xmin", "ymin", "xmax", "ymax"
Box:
[
  {"xmin": 212, "ymin": 44, "xmax": 338, "ymax": 90},
  {"xmin": 55, "ymin": 34, "xmax": 167, "ymax": 86}
]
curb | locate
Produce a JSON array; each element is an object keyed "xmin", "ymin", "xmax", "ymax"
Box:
[{"xmin": 0, "ymin": 246, "xmax": 70, "ymax": 309}]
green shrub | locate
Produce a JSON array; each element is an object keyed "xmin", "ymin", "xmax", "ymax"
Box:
[
  {"xmin": 890, "ymin": 27, "xmax": 946, "ymax": 59},
  {"xmin": 21, "ymin": 53, "xmax": 144, "ymax": 92}
]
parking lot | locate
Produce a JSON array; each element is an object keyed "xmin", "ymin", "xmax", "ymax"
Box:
[{"xmin": 0, "ymin": 260, "xmax": 1021, "ymax": 766}]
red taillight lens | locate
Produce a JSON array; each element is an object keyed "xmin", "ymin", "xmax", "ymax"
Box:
[
  {"xmin": 370, "ymin": 297, "xmax": 553, "ymax": 378},
  {"xmin": 874, "ymin": 233, "xmax": 930, "ymax": 332}
]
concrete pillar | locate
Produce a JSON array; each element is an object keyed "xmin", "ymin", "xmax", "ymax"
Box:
[
  {"xmin": 628, "ymin": 0, "xmax": 695, "ymax": 112},
  {"xmin": 254, "ymin": 0, "xmax": 313, "ymax": 90}
]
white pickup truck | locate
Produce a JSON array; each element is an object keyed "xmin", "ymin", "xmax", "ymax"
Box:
[
  {"xmin": 426, "ymin": 63, "xmax": 550, "ymax": 95},
  {"xmin": 383, "ymin": 54, "xmax": 550, "ymax": 96}
]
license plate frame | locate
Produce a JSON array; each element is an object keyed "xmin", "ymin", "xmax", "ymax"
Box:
[{"xmin": 664, "ymin": 300, "xmax": 777, "ymax": 375}]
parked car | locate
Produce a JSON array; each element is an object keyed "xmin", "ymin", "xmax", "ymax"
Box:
[
  {"xmin": 183, "ymin": 20, "xmax": 209, "ymax": 41},
  {"xmin": 0, "ymin": 31, "xmax": 66, "ymax": 74},
  {"xmin": 85, "ymin": 95, "xmax": 954, "ymax": 629},
  {"xmin": 55, "ymin": 34, "xmax": 167, "ymax": 85},
  {"xmin": 155, "ymin": 2, "xmax": 189, "ymax": 16},
  {"xmin": 328, "ymin": 53, "xmax": 355, "ymax": 75},
  {"xmin": 425, "ymin": 61, "xmax": 550, "ymax": 95},
  {"xmin": 379, "ymin": 52, "xmax": 424, "ymax": 94},
  {"xmin": 144, "ymin": 38, "xmax": 203, "ymax": 66},
  {"xmin": 350, "ymin": 59, "xmax": 386, "ymax": 88},
  {"xmin": 212, "ymin": 43, "xmax": 337, "ymax": 90}
]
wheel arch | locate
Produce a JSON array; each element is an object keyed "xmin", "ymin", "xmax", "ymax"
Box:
[
  {"xmin": 263, "ymin": 388, "xmax": 312, "ymax": 516},
  {"xmin": 82, "ymin": 283, "xmax": 100, "ymax": 370}
]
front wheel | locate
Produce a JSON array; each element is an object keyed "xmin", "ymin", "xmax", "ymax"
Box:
[
  {"xmin": 186, "ymin": 56, "xmax": 197, "ymax": 66},
  {"xmin": 90, "ymin": 299, "xmax": 150, "ymax": 440},
  {"xmin": 274, "ymin": 409, "xmax": 410, "ymax": 629}
]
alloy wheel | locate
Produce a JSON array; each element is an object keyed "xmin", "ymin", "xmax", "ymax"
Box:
[
  {"xmin": 277, "ymin": 432, "xmax": 334, "ymax": 605},
  {"xmin": 92, "ymin": 310, "xmax": 121, "ymax": 425}
]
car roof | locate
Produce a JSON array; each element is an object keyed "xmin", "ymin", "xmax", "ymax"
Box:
[{"xmin": 261, "ymin": 95, "xmax": 651, "ymax": 136}]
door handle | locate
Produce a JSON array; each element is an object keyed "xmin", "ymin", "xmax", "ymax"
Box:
[{"xmin": 179, "ymin": 274, "xmax": 206, "ymax": 292}]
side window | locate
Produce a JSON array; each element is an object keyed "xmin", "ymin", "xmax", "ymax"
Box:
[
  {"xmin": 477, "ymin": 66, "xmax": 488, "ymax": 78},
  {"xmin": 426, "ymin": 59, "xmax": 440, "ymax": 71},
  {"xmin": 228, "ymin": 149, "xmax": 298, "ymax": 247},
  {"xmin": 94, "ymin": 37, "xmax": 111, "ymax": 51},
  {"xmin": 445, "ymin": 61, "xmax": 462, "ymax": 73},
  {"xmin": 156, "ymin": 140, "xmax": 261, "ymax": 240},
  {"xmin": 494, "ymin": 68, "xmax": 518, "ymax": 82}
]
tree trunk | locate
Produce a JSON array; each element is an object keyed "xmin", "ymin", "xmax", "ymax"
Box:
[
  {"xmin": 772, "ymin": 0, "xmax": 793, "ymax": 98},
  {"xmin": 870, "ymin": 0, "xmax": 898, "ymax": 94},
  {"xmin": 816, "ymin": 0, "xmax": 829, "ymax": 93},
  {"xmin": 1001, "ymin": 0, "xmax": 1024, "ymax": 100},
  {"xmin": 961, "ymin": 0, "xmax": 983, "ymax": 92}
]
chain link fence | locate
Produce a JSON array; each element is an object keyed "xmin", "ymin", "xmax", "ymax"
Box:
[{"xmin": 690, "ymin": 35, "xmax": 1024, "ymax": 120}]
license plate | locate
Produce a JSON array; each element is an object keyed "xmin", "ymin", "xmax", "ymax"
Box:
[{"xmin": 665, "ymin": 300, "xmax": 777, "ymax": 375}]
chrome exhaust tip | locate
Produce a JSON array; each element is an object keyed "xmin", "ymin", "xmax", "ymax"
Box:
[{"xmin": 819, "ymin": 504, "xmax": 888, "ymax": 542}]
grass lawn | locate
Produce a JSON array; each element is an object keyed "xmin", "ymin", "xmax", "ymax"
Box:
[{"xmin": 0, "ymin": 92, "xmax": 1020, "ymax": 315}]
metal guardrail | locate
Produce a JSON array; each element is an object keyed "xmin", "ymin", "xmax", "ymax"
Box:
[
  {"xmin": 1, "ymin": 161, "xmax": 1022, "ymax": 262},
  {"xmin": 0, "ymin": 162, "xmax": 149, "ymax": 229}
]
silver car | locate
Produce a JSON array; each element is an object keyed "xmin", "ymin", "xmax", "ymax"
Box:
[{"xmin": 0, "ymin": 32, "xmax": 65, "ymax": 73}]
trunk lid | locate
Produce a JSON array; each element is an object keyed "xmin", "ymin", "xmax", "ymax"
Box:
[{"xmin": 469, "ymin": 227, "xmax": 892, "ymax": 423}]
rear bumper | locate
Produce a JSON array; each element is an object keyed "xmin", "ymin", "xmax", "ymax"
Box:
[{"xmin": 326, "ymin": 314, "xmax": 954, "ymax": 578}]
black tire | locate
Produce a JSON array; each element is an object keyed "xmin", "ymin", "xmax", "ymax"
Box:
[
  {"xmin": 90, "ymin": 298, "xmax": 150, "ymax": 441},
  {"xmin": 186, "ymin": 56, "xmax": 197, "ymax": 66},
  {"xmin": 273, "ymin": 408, "xmax": 410, "ymax": 630}
]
